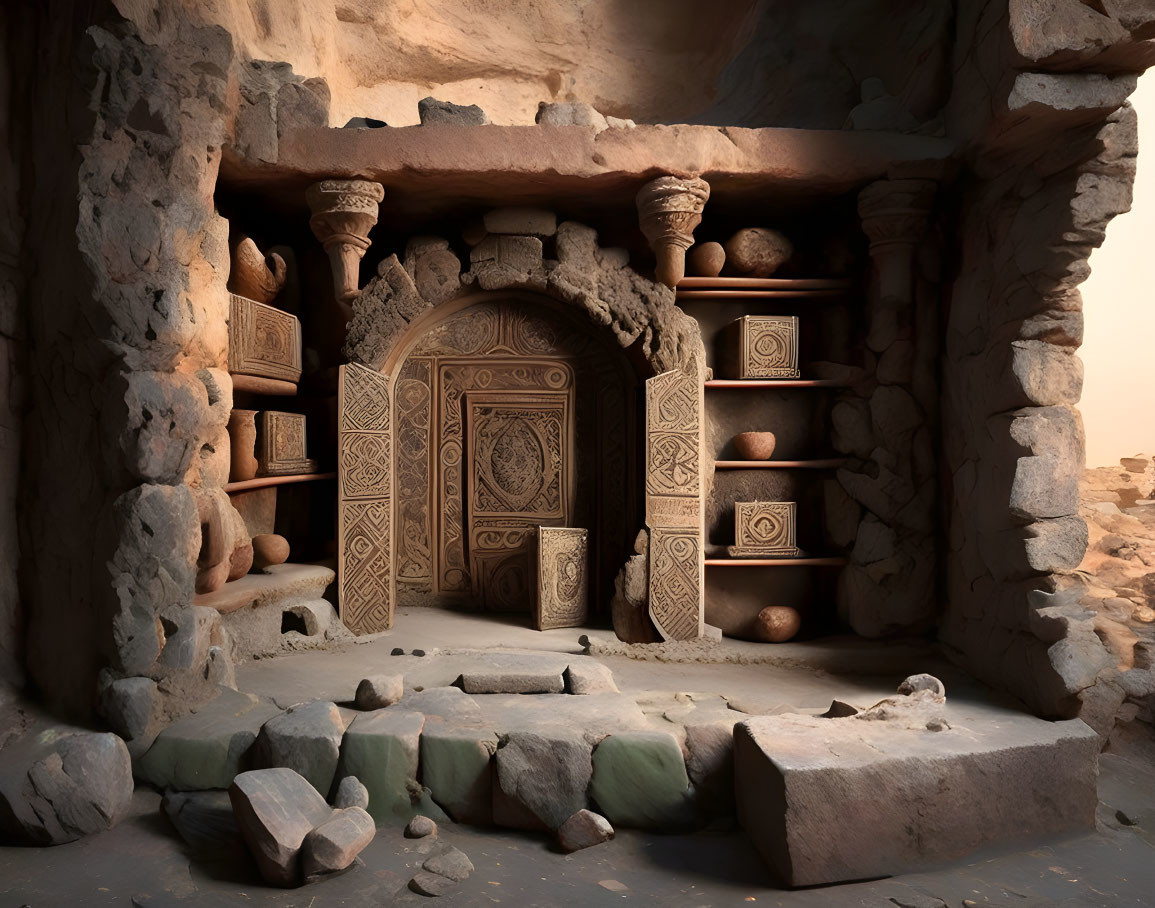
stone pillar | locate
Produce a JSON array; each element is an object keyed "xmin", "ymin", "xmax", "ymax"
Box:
[
  {"xmin": 636, "ymin": 175, "xmax": 710, "ymax": 288},
  {"xmin": 857, "ymin": 179, "xmax": 936, "ymax": 353},
  {"xmin": 834, "ymin": 178, "xmax": 939, "ymax": 637},
  {"xmin": 306, "ymin": 180, "xmax": 385, "ymax": 302}
]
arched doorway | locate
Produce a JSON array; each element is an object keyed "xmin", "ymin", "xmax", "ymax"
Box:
[{"xmin": 385, "ymin": 292, "xmax": 638, "ymax": 615}]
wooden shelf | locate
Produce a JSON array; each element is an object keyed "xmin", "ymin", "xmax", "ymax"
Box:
[
  {"xmin": 714, "ymin": 459, "xmax": 848, "ymax": 469},
  {"xmin": 677, "ymin": 289, "xmax": 848, "ymax": 300},
  {"xmin": 705, "ymin": 556, "xmax": 849, "ymax": 567},
  {"xmin": 232, "ymin": 374, "xmax": 298, "ymax": 396},
  {"xmin": 225, "ymin": 472, "xmax": 336, "ymax": 493},
  {"xmin": 705, "ymin": 379, "xmax": 846, "ymax": 389},
  {"xmin": 678, "ymin": 277, "xmax": 854, "ymax": 290}
]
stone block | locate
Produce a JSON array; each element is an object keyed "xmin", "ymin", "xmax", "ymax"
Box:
[
  {"xmin": 0, "ymin": 729, "xmax": 134, "ymax": 846},
  {"xmin": 494, "ymin": 729, "xmax": 591, "ymax": 830},
  {"xmin": 558, "ymin": 808, "xmax": 614, "ymax": 852},
  {"xmin": 399, "ymin": 686, "xmax": 483, "ymax": 723},
  {"xmin": 535, "ymin": 101, "xmax": 608, "ymax": 129},
  {"xmin": 683, "ymin": 718, "xmax": 738, "ymax": 814},
  {"xmin": 301, "ymin": 806, "xmax": 375, "ymax": 881},
  {"xmin": 336, "ymin": 709, "xmax": 425, "ymax": 824},
  {"xmin": 355, "ymin": 674, "xmax": 404, "ymax": 710},
  {"xmin": 229, "ymin": 767, "xmax": 333, "ymax": 887},
  {"xmin": 590, "ymin": 732, "xmax": 696, "ymax": 830},
  {"xmin": 253, "ymin": 700, "xmax": 345, "ymax": 797},
  {"xmin": 420, "ymin": 724, "xmax": 497, "ymax": 826},
  {"xmin": 460, "ymin": 654, "xmax": 566, "ymax": 694},
  {"xmin": 734, "ymin": 713, "xmax": 1099, "ymax": 887},
  {"xmin": 138, "ymin": 689, "xmax": 281, "ymax": 790},
  {"xmin": 564, "ymin": 661, "xmax": 619, "ymax": 694},
  {"xmin": 334, "ymin": 775, "xmax": 369, "ymax": 810},
  {"xmin": 101, "ymin": 675, "xmax": 159, "ymax": 742},
  {"xmin": 418, "ymin": 96, "xmax": 489, "ymax": 126},
  {"xmin": 469, "ymin": 234, "xmax": 543, "ymax": 274}
]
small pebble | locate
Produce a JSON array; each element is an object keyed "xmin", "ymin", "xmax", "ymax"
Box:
[
  {"xmin": 405, "ymin": 815, "xmax": 438, "ymax": 839},
  {"xmin": 391, "ymin": 647, "xmax": 405, "ymax": 656},
  {"xmin": 412, "ymin": 649, "xmax": 426, "ymax": 657}
]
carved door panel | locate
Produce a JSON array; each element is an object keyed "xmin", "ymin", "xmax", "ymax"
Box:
[
  {"xmin": 532, "ymin": 527, "xmax": 589, "ymax": 630},
  {"xmin": 465, "ymin": 390, "xmax": 572, "ymax": 610}
]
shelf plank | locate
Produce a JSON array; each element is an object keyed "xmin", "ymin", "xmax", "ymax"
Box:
[
  {"xmin": 232, "ymin": 374, "xmax": 298, "ymax": 396},
  {"xmin": 678, "ymin": 277, "xmax": 854, "ymax": 290},
  {"xmin": 225, "ymin": 472, "xmax": 337, "ymax": 494},
  {"xmin": 705, "ymin": 379, "xmax": 846, "ymax": 389},
  {"xmin": 714, "ymin": 459, "xmax": 849, "ymax": 469},
  {"xmin": 677, "ymin": 289, "xmax": 848, "ymax": 301},
  {"xmin": 705, "ymin": 556, "xmax": 849, "ymax": 567}
]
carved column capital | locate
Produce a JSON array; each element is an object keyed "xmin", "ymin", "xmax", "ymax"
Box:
[
  {"xmin": 636, "ymin": 175, "xmax": 710, "ymax": 288},
  {"xmin": 857, "ymin": 178, "xmax": 936, "ymax": 251},
  {"xmin": 306, "ymin": 179, "xmax": 385, "ymax": 302}
]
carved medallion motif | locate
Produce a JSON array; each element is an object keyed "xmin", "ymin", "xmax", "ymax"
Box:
[
  {"xmin": 731, "ymin": 501, "xmax": 799, "ymax": 557},
  {"xmin": 721, "ymin": 315, "xmax": 800, "ymax": 379},
  {"xmin": 533, "ymin": 527, "xmax": 589, "ymax": 630}
]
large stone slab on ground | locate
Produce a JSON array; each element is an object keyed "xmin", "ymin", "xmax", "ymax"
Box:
[
  {"xmin": 475, "ymin": 692, "xmax": 649, "ymax": 738},
  {"xmin": 420, "ymin": 724, "xmax": 497, "ymax": 825},
  {"xmin": 161, "ymin": 789, "xmax": 242, "ymax": 854},
  {"xmin": 398, "ymin": 686, "xmax": 483, "ymax": 723},
  {"xmin": 138, "ymin": 689, "xmax": 282, "ymax": 790},
  {"xmin": 0, "ymin": 727, "xmax": 134, "ymax": 845},
  {"xmin": 590, "ymin": 732, "xmax": 696, "ymax": 830},
  {"xmin": 734, "ymin": 714, "xmax": 1100, "ymax": 887},
  {"xmin": 337, "ymin": 709, "xmax": 425, "ymax": 824},
  {"xmin": 460, "ymin": 652, "xmax": 565, "ymax": 693},
  {"xmin": 494, "ymin": 729, "xmax": 592, "ymax": 831},
  {"xmin": 253, "ymin": 700, "xmax": 345, "ymax": 797},
  {"xmin": 229, "ymin": 767, "xmax": 333, "ymax": 887},
  {"xmin": 301, "ymin": 805, "xmax": 375, "ymax": 881},
  {"xmin": 564, "ymin": 660, "xmax": 619, "ymax": 694}
]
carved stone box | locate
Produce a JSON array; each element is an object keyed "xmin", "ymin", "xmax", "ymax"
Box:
[
  {"xmin": 228, "ymin": 293, "xmax": 303, "ymax": 383},
  {"xmin": 718, "ymin": 315, "xmax": 800, "ymax": 379},
  {"xmin": 257, "ymin": 410, "xmax": 318, "ymax": 476},
  {"xmin": 531, "ymin": 526, "xmax": 589, "ymax": 630},
  {"xmin": 729, "ymin": 501, "xmax": 799, "ymax": 558}
]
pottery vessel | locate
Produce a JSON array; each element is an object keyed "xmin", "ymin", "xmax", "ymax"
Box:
[
  {"xmin": 733, "ymin": 431, "xmax": 777, "ymax": 460},
  {"xmin": 755, "ymin": 605, "xmax": 801, "ymax": 643},
  {"xmin": 228, "ymin": 409, "xmax": 259, "ymax": 482}
]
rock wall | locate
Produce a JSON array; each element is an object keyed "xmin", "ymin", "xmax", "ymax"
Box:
[{"xmin": 940, "ymin": 0, "xmax": 1155, "ymax": 728}]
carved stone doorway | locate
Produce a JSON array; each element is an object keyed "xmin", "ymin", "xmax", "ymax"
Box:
[{"xmin": 389, "ymin": 294, "xmax": 637, "ymax": 615}]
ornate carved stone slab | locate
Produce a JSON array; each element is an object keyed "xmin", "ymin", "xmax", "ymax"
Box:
[
  {"xmin": 645, "ymin": 370, "xmax": 705, "ymax": 641},
  {"xmin": 532, "ymin": 527, "xmax": 589, "ymax": 631},
  {"xmin": 256, "ymin": 411, "xmax": 318, "ymax": 476},
  {"xmin": 465, "ymin": 390, "xmax": 571, "ymax": 610},
  {"xmin": 730, "ymin": 501, "xmax": 799, "ymax": 557},
  {"xmin": 338, "ymin": 363, "xmax": 393, "ymax": 633},
  {"xmin": 720, "ymin": 315, "xmax": 800, "ymax": 379},
  {"xmin": 228, "ymin": 294, "xmax": 303, "ymax": 383}
]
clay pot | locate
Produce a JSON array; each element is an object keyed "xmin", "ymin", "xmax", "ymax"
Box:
[
  {"xmin": 228, "ymin": 409, "xmax": 259, "ymax": 482},
  {"xmin": 733, "ymin": 431, "xmax": 776, "ymax": 461},
  {"xmin": 724, "ymin": 228, "xmax": 793, "ymax": 277},
  {"xmin": 229, "ymin": 235, "xmax": 287, "ymax": 303},
  {"xmin": 688, "ymin": 241, "xmax": 726, "ymax": 277},
  {"xmin": 252, "ymin": 534, "xmax": 291, "ymax": 571},
  {"xmin": 754, "ymin": 606, "xmax": 801, "ymax": 643}
]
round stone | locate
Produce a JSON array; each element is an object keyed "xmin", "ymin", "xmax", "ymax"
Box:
[
  {"xmin": 724, "ymin": 228, "xmax": 793, "ymax": 277},
  {"xmin": 688, "ymin": 241, "xmax": 725, "ymax": 277},
  {"xmin": 754, "ymin": 606, "xmax": 801, "ymax": 643},
  {"xmin": 732, "ymin": 431, "xmax": 777, "ymax": 461},
  {"xmin": 251, "ymin": 534, "xmax": 290, "ymax": 571},
  {"xmin": 405, "ymin": 815, "xmax": 438, "ymax": 838}
]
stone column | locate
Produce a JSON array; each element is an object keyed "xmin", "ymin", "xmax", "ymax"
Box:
[
  {"xmin": 857, "ymin": 179, "xmax": 936, "ymax": 354},
  {"xmin": 636, "ymin": 175, "xmax": 710, "ymax": 288},
  {"xmin": 306, "ymin": 180, "xmax": 385, "ymax": 302}
]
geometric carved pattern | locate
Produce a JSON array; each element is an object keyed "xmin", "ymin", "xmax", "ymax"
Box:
[
  {"xmin": 645, "ymin": 370, "xmax": 704, "ymax": 641},
  {"xmin": 338, "ymin": 363, "xmax": 392, "ymax": 633},
  {"xmin": 257, "ymin": 411, "xmax": 317, "ymax": 476},
  {"xmin": 722, "ymin": 315, "xmax": 800, "ymax": 379},
  {"xmin": 228, "ymin": 294, "xmax": 303, "ymax": 383},
  {"xmin": 731, "ymin": 501, "xmax": 799, "ymax": 557},
  {"xmin": 648, "ymin": 527, "xmax": 702, "ymax": 641},
  {"xmin": 645, "ymin": 370, "xmax": 701, "ymax": 515},
  {"xmin": 395, "ymin": 358, "xmax": 432, "ymax": 585},
  {"xmin": 533, "ymin": 527, "xmax": 589, "ymax": 631}
]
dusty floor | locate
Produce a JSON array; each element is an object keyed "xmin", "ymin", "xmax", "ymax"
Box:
[{"xmin": 3, "ymin": 609, "xmax": 1154, "ymax": 907}]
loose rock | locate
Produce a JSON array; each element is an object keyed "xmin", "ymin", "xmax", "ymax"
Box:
[
  {"xmin": 897, "ymin": 674, "xmax": 946, "ymax": 700},
  {"xmin": 228, "ymin": 767, "xmax": 333, "ymax": 887},
  {"xmin": 253, "ymin": 700, "xmax": 345, "ymax": 796},
  {"xmin": 301, "ymin": 806, "xmax": 376, "ymax": 881},
  {"xmin": 422, "ymin": 843, "xmax": 474, "ymax": 881},
  {"xmin": 563, "ymin": 661, "xmax": 619, "ymax": 694},
  {"xmin": 558, "ymin": 808, "xmax": 614, "ymax": 852},
  {"xmin": 405, "ymin": 814, "xmax": 438, "ymax": 838},
  {"xmin": 252, "ymin": 534, "xmax": 290, "ymax": 570},
  {"xmin": 754, "ymin": 606, "xmax": 801, "ymax": 643},
  {"xmin": 410, "ymin": 870, "xmax": 457, "ymax": 896},
  {"xmin": 724, "ymin": 228, "xmax": 793, "ymax": 277},
  {"xmin": 355, "ymin": 674, "xmax": 404, "ymax": 710},
  {"xmin": 334, "ymin": 775, "xmax": 370, "ymax": 810},
  {"xmin": 418, "ymin": 97, "xmax": 489, "ymax": 126},
  {"xmin": 494, "ymin": 729, "xmax": 591, "ymax": 830},
  {"xmin": 688, "ymin": 242, "xmax": 726, "ymax": 277}
]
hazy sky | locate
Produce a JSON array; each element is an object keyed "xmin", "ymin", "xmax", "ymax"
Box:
[{"xmin": 1079, "ymin": 75, "xmax": 1155, "ymax": 468}]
